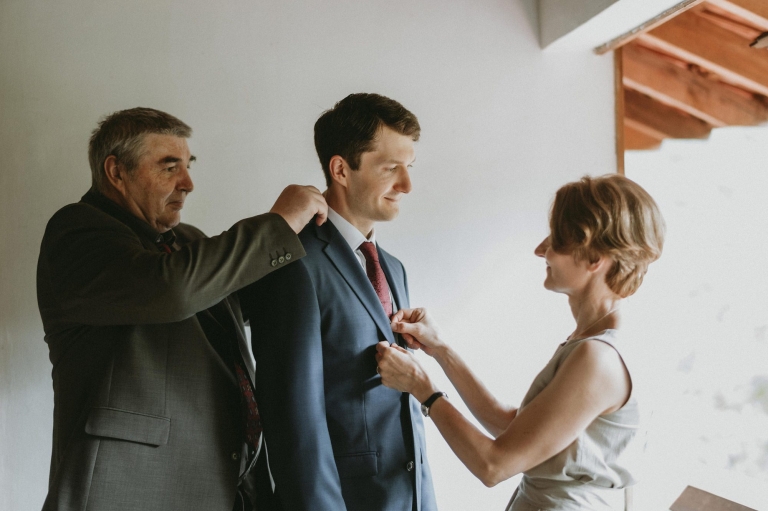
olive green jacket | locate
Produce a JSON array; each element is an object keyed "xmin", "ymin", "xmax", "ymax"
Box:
[{"xmin": 36, "ymin": 189, "xmax": 304, "ymax": 511}]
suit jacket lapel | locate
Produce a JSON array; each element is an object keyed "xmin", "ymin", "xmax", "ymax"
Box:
[{"xmin": 317, "ymin": 223, "xmax": 396, "ymax": 345}]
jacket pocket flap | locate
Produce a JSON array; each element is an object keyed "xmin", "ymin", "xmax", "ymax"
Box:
[
  {"xmin": 85, "ymin": 407, "xmax": 170, "ymax": 446},
  {"xmin": 335, "ymin": 451, "xmax": 378, "ymax": 479}
]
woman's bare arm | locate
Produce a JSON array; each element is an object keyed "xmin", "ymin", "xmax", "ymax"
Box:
[
  {"xmin": 432, "ymin": 345, "xmax": 517, "ymax": 437},
  {"xmin": 377, "ymin": 339, "xmax": 630, "ymax": 487}
]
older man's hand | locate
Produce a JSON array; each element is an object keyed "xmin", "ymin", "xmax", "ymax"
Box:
[{"xmin": 270, "ymin": 185, "xmax": 328, "ymax": 233}]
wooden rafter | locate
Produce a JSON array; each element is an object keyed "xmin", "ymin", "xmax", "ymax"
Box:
[
  {"xmin": 615, "ymin": 48, "xmax": 626, "ymax": 174},
  {"xmin": 594, "ymin": 0, "xmax": 705, "ymax": 54},
  {"xmin": 623, "ymin": 43, "xmax": 768, "ymax": 127},
  {"xmin": 638, "ymin": 9, "xmax": 768, "ymax": 96},
  {"xmin": 605, "ymin": 0, "xmax": 768, "ymax": 154},
  {"xmin": 706, "ymin": 0, "xmax": 768, "ymax": 31},
  {"xmin": 624, "ymin": 88, "xmax": 712, "ymax": 140},
  {"xmin": 696, "ymin": 8, "xmax": 763, "ymax": 40},
  {"xmin": 624, "ymin": 125, "xmax": 663, "ymax": 151}
]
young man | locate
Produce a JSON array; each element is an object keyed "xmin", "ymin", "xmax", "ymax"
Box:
[{"xmin": 241, "ymin": 93, "xmax": 436, "ymax": 510}]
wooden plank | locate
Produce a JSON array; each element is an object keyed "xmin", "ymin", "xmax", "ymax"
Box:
[
  {"xmin": 625, "ymin": 124, "xmax": 663, "ymax": 150},
  {"xmin": 594, "ymin": 0, "xmax": 706, "ymax": 54},
  {"xmin": 670, "ymin": 485, "xmax": 757, "ymax": 511},
  {"xmin": 696, "ymin": 8, "xmax": 763, "ymax": 39},
  {"xmin": 614, "ymin": 48, "xmax": 625, "ymax": 174},
  {"xmin": 638, "ymin": 10, "xmax": 768, "ymax": 96},
  {"xmin": 623, "ymin": 43, "xmax": 768, "ymax": 126},
  {"xmin": 706, "ymin": 0, "xmax": 768, "ymax": 31},
  {"xmin": 624, "ymin": 118, "xmax": 669, "ymax": 140},
  {"xmin": 625, "ymin": 88, "xmax": 712, "ymax": 139}
]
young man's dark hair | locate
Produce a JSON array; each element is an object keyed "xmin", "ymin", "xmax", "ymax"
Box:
[{"xmin": 314, "ymin": 93, "xmax": 420, "ymax": 187}]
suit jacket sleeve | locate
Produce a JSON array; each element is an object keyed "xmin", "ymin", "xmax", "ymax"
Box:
[
  {"xmin": 241, "ymin": 260, "xmax": 347, "ymax": 511},
  {"xmin": 38, "ymin": 205, "xmax": 304, "ymax": 327}
]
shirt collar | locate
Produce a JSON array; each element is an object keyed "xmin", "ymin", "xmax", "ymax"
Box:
[
  {"xmin": 81, "ymin": 188, "xmax": 177, "ymax": 246},
  {"xmin": 327, "ymin": 207, "xmax": 377, "ymax": 251}
]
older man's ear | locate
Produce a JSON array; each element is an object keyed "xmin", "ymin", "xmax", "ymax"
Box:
[{"xmin": 102, "ymin": 155, "xmax": 126, "ymax": 194}]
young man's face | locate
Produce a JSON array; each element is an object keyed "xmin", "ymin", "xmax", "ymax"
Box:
[{"xmin": 345, "ymin": 126, "xmax": 415, "ymax": 234}]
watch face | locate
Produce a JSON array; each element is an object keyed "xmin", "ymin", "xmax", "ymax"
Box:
[{"xmin": 421, "ymin": 404, "xmax": 429, "ymax": 417}]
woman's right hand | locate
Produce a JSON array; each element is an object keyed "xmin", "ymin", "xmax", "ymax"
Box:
[{"xmin": 390, "ymin": 308, "xmax": 445, "ymax": 356}]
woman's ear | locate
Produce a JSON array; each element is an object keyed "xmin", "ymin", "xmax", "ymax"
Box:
[{"xmin": 587, "ymin": 254, "xmax": 612, "ymax": 275}]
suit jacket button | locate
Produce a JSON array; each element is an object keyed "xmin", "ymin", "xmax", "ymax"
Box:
[
  {"xmin": 271, "ymin": 259, "xmax": 278, "ymax": 267},
  {"xmin": 278, "ymin": 256, "xmax": 285, "ymax": 264},
  {"xmin": 406, "ymin": 461, "xmax": 414, "ymax": 472},
  {"xmin": 285, "ymin": 253, "xmax": 292, "ymax": 260},
  {"xmin": 231, "ymin": 452, "xmax": 240, "ymax": 461}
]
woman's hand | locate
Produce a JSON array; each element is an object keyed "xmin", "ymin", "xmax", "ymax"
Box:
[
  {"xmin": 390, "ymin": 308, "xmax": 445, "ymax": 356},
  {"xmin": 375, "ymin": 342, "xmax": 438, "ymax": 403}
]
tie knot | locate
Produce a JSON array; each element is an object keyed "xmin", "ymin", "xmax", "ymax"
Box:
[{"xmin": 358, "ymin": 241, "xmax": 378, "ymax": 262}]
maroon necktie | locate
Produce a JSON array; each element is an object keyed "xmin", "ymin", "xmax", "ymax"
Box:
[
  {"xmin": 358, "ymin": 241, "xmax": 393, "ymax": 317},
  {"xmin": 234, "ymin": 361, "xmax": 262, "ymax": 449}
]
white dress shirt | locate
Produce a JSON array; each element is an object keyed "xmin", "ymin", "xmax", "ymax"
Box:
[{"xmin": 327, "ymin": 207, "xmax": 397, "ymax": 310}]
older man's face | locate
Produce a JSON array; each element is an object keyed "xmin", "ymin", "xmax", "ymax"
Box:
[{"xmin": 121, "ymin": 134, "xmax": 195, "ymax": 232}]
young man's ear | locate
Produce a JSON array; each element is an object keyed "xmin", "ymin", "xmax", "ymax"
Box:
[{"xmin": 328, "ymin": 155, "xmax": 349, "ymax": 189}]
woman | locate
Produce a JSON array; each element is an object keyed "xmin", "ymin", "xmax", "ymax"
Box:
[{"xmin": 375, "ymin": 174, "xmax": 665, "ymax": 510}]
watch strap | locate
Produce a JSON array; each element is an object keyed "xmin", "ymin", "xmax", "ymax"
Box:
[{"xmin": 422, "ymin": 391, "xmax": 447, "ymax": 409}]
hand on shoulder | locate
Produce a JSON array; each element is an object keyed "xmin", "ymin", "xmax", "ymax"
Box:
[{"xmin": 270, "ymin": 185, "xmax": 328, "ymax": 233}]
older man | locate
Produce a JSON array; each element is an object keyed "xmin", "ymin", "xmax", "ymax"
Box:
[{"xmin": 36, "ymin": 107, "xmax": 326, "ymax": 511}]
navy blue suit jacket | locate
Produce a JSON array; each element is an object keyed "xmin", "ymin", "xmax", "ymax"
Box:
[{"xmin": 242, "ymin": 219, "xmax": 437, "ymax": 511}]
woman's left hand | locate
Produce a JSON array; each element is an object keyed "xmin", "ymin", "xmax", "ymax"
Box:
[{"xmin": 375, "ymin": 342, "xmax": 437, "ymax": 403}]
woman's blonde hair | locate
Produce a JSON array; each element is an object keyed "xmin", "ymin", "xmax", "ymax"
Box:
[{"xmin": 550, "ymin": 174, "xmax": 665, "ymax": 298}]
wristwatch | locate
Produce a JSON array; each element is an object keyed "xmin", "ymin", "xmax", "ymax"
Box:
[{"xmin": 421, "ymin": 391, "xmax": 447, "ymax": 417}]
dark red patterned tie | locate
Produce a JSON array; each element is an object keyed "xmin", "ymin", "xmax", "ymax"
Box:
[
  {"xmin": 358, "ymin": 241, "xmax": 392, "ymax": 317},
  {"xmin": 234, "ymin": 361, "xmax": 262, "ymax": 449}
]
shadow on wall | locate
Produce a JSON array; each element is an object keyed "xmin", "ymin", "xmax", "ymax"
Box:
[{"xmin": 520, "ymin": 0, "xmax": 540, "ymax": 40}]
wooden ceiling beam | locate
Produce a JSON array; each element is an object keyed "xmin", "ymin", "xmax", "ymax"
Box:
[
  {"xmin": 624, "ymin": 125, "xmax": 663, "ymax": 151},
  {"xmin": 623, "ymin": 43, "xmax": 768, "ymax": 127},
  {"xmin": 696, "ymin": 8, "xmax": 763, "ymax": 39},
  {"xmin": 706, "ymin": 0, "xmax": 768, "ymax": 31},
  {"xmin": 624, "ymin": 118, "xmax": 667, "ymax": 140},
  {"xmin": 638, "ymin": 10, "xmax": 768, "ymax": 96},
  {"xmin": 594, "ymin": 0, "xmax": 705, "ymax": 55},
  {"xmin": 624, "ymin": 88, "xmax": 712, "ymax": 139}
]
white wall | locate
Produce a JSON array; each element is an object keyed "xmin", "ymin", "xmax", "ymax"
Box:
[
  {"xmin": 0, "ymin": 1, "xmax": 616, "ymax": 509},
  {"xmin": 624, "ymin": 128, "xmax": 768, "ymax": 510}
]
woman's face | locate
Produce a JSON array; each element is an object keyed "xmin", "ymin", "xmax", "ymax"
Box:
[{"xmin": 534, "ymin": 236, "xmax": 592, "ymax": 295}]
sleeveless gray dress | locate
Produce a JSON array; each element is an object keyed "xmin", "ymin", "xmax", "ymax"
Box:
[{"xmin": 506, "ymin": 330, "xmax": 639, "ymax": 511}]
